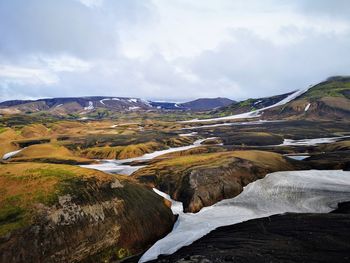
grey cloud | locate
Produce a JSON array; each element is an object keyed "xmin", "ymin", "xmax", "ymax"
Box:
[
  {"xmin": 190, "ymin": 29, "xmax": 350, "ymax": 99},
  {"xmin": 0, "ymin": 0, "xmax": 350, "ymax": 102},
  {"xmin": 295, "ymin": 0, "xmax": 350, "ymax": 19},
  {"xmin": 0, "ymin": 0, "xmax": 154, "ymax": 60}
]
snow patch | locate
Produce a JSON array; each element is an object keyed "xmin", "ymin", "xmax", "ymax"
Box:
[
  {"xmin": 84, "ymin": 101, "xmax": 94, "ymax": 110},
  {"xmin": 304, "ymin": 103, "xmax": 311, "ymax": 112},
  {"xmin": 179, "ymin": 132, "xmax": 198, "ymax": 137},
  {"xmin": 2, "ymin": 149, "xmax": 24, "ymax": 160},
  {"xmin": 281, "ymin": 136, "xmax": 350, "ymax": 146}
]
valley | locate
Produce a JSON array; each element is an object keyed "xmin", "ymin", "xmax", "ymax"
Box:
[{"xmin": 0, "ymin": 76, "xmax": 350, "ymax": 263}]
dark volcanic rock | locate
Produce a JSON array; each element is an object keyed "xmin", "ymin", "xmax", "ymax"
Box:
[{"xmin": 149, "ymin": 202, "xmax": 350, "ymax": 263}]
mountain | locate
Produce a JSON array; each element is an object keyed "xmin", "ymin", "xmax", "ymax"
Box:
[
  {"xmin": 211, "ymin": 91, "xmax": 294, "ymax": 116},
  {"xmin": 148, "ymin": 101, "xmax": 187, "ymax": 110},
  {"xmin": 0, "ymin": 96, "xmax": 152, "ymax": 115},
  {"xmin": 188, "ymin": 76, "xmax": 350, "ymax": 123},
  {"xmin": 0, "ymin": 96, "xmax": 234, "ymax": 115},
  {"xmin": 180, "ymin": 97, "xmax": 234, "ymax": 111},
  {"xmin": 149, "ymin": 97, "xmax": 234, "ymax": 111},
  {"xmin": 263, "ymin": 76, "xmax": 350, "ymax": 120}
]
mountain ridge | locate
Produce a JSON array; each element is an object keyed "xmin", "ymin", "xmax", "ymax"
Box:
[{"xmin": 0, "ymin": 96, "xmax": 234, "ymax": 114}]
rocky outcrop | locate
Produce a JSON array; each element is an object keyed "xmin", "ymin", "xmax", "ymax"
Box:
[
  {"xmin": 133, "ymin": 151, "xmax": 299, "ymax": 213},
  {"xmin": 0, "ymin": 163, "xmax": 175, "ymax": 263},
  {"xmin": 149, "ymin": 202, "xmax": 350, "ymax": 263}
]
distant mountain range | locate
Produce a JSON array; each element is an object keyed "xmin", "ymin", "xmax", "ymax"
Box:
[
  {"xmin": 0, "ymin": 76, "xmax": 349, "ymax": 120},
  {"xmin": 0, "ymin": 96, "xmax": 235, "ymax": 115}
]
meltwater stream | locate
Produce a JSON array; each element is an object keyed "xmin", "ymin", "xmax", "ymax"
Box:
[
  {"xmin": 80, "ymin": 138, "xmax": 211, "ymax": 175},
  {"xmin": 139, "ymin": 170, "xmax": 350, "ymax": 262}
]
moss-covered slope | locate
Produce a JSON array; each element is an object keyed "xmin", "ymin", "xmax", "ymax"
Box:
[{"xmin": 0, "ymin": 163, "xmax": 175, "ymax": 263}]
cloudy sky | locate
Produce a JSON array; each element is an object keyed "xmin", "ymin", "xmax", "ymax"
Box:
[{"xmin": 0, "ymin": 0, "xmax": 350, "ymax": 102}]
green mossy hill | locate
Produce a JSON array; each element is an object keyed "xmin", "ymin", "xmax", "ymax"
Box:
[
  {"xmin": 8, "ymin": 143, "xmax": 93, "ymax": 165},
  {"xmin": 210, "ymin": 92, "xmax": 293, "ymax": 117},
  {"xmin": 220, "ymin": 132, "xmax": 283, "ymax": 146},
  {"xmin": 20, "ymin": 124, "xmax": 50, "ymax": 138},
  {"xmin": 78, "ymin": 135, "xmax": 195, "ymax": 160},
  {"xmin": 81, "ymin": 142, "xmax": 163, "ymax": 160},
  {"xmin": 301, "ymin": 76, "xmax": 350, "ymax": 100},
  {"xmin": 0, "ymin": 163, "xmax": 175, "ymax": 263},
  {"xmin": 133, "ymin": 150, "xmax": 299, "ymax": 213},
  {"xmin": 263, "ymin": 77, "xmax": 350, "ymax": 120}
]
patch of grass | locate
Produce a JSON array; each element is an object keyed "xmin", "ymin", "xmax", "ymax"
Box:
[
  {"xmin": 0, "ymin": 163, "xmax": 114, "ymax": 236},
  {"xmin": 0, "ymin": 127, "xmax": 8, "ymax": 134},
  {"xmin": 302, "ymin": 80, "xmax": 350, "ymax": 100},
  {"xmin": 9, "ymin": 143, "xmax": 93, "ymax": 164}
]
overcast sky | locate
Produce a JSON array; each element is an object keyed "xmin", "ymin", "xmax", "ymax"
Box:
[{"xmin": 0, "ymin": 0, "xmax": 350, "ymax": 102}]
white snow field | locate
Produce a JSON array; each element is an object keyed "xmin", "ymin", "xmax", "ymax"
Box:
[{"xmin": 140, "ymin": 170, "xmax": 350, "ymax": 262}]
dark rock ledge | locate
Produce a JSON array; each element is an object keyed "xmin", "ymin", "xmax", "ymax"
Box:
[{"xmin": 144, "ymin": 202, "xmax": 350, "ymax": 263}]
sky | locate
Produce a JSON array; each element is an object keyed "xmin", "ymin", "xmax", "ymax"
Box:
[{"xmin": 0, "ymin": 0, "xmax": 350, "ymax": 102}]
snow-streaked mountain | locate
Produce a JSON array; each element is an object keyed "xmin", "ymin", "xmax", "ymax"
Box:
[
  {"xmin": 0, "ymin": 96, "xmax": 234, "ymax": 115},
  {"xmin": 263, "ymin": 76, "xmax": 350, "ymax": 120}
]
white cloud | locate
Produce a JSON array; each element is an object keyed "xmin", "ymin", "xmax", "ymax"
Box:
[
  {"xmin": 75, "ymin": 0, "xmax": 104, "ymax": 8},
  {"xmin": 40, "ymin": 55, "xmax": 92, "ymax": 72},
  {"xmin": 0, "ymin": 65, "xmax": 58, "ymax": 85}
]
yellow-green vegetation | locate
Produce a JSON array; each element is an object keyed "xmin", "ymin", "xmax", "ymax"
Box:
[
  {"xmin": 20, "ymin": 124, "xmax": 50, "ymax": 138},
  {"xmin": 0, "ymin": 128, "xmax": 22, "ymax": 157},
  {"xmin": 9, "ymin": 143, "xmax": 93, "ymax": 164},
  {"xmin": 81, "ymin": 142, "xmax": 162, "ymax": 159},
  {"xmin": 79, "ymin": 136, "xmax": 195, "ymax": 160},
  {"xmin": 0, "ymin": 163, "xmax": 113, "ymax": 236},
  {"xmin": 49, "ymin": 121, "xmax": 86, "ymax": 134},
  {"xmin": 0, "ymin": 161, "xmax": 175, "ymax": 262},
  {"xmin": 228, "ymin": 150, "xmax": 295, "ymax": 170},
  {"xmin": 154, "ymin": 145, "xmax": 225, "ymax": 160},
  {"xmin": 319, "ymin": 140, "xmax": 350, "ymax": 152},
  {"xmin": 321, "ymin": 97, "xmax": 350, "ymax": 112},
  {"xmin": 222, "ymin": 132, "xmax": 284, "ymax": 146},
  {"xmin": 138, "ymin": 150, "xmax": 294, "ymax": 174},
  {"xmin": 301, "ymin": 78, "xmax": 350, "ymax": 100}
]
